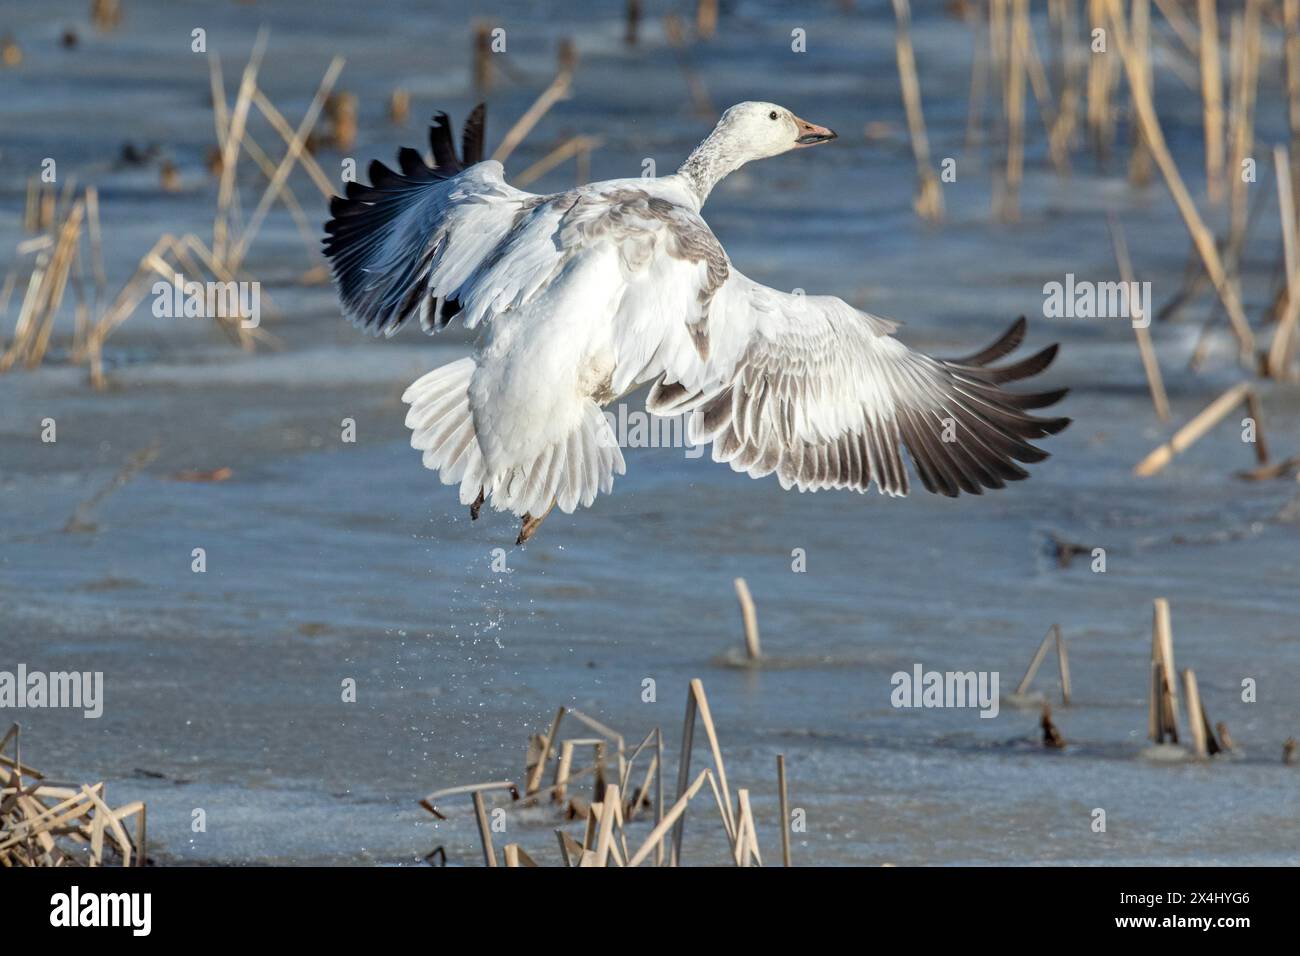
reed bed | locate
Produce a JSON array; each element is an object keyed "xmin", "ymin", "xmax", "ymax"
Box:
[
  {"xmin": 900, "ymin": 1, "xmax": 1300, "ymax": 384},
  {"xmin": 1009, "ymin": 597, "xmax": 1259, "ymax": 762},
  {"xmin": 0, "ymin": 724, "xmax": 146, "ymax": 867},
  {"xmin": 420, "ymin": 680, "xmax": 785, "ymax": 867},
  {"xmin": 0, "ymin": 35, "xmax": 348, "ymax": 387}
]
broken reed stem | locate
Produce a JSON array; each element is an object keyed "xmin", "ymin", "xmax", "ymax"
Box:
[
  {"xmin": 1108, "ymin": 214, "xmax": 1170, "ymax": 420},
  {"xmin": 1269, "ymin": 145, "xmax": 1300, "ymax": 380},
  {"xmin": 671, "ymin": 690, "xmax": 695, "ymax": 867},
  {"xmin": 1055, "ymin": 625, "xmax": 1072, "ymax": 705},
  {"xmin": 513, "ymin": 136, "xmax": 603, "ymax": 189},
  {"xmin": 1133, "ymin": 381, "xmax": 1251, "ymax": 476},
  {"xmin": 670, "ymin": 679, "xmax": 735, "ymax": 865},
  {"xmin": 1150, "ymin": 598, "xmax": 1180, "ymax": 743},
  {"xmin": 891, "ymin": 0, "xmax": 944, "ymax": 222},
  {"xmin": 472, "ymin": 790, "xmax": 496, "ymax": 867},
  {"xmin": 492, "ymin": 61, "xmax": 575, "ymax": 165},
  {"xmin": 628, "ymin": 770, "xmax": 711, "ymax": 867},
  {"xmin": 777, "ymin": 754, "xmax": 791, "ymax": 867},
  {"xmin": 1104, "ymin": 0, "xmax": 1255, "ymax": 364},
  {"xmin": 1244, "ymin": 390, "xmax": 1269, "ymax": 465},
  {"xmin": 734, "ymin": 577, "xmax": 761, "ymax": 660},
  {"xmin": 1182, "ymin": 668, "xmax": 1208, "ymax": 758},
  {"xmin": 1198, "ymin": 0, "xmax": 1225, "ymax": 203},
  {"xmin": 1016, "ymin": 626, "xmax": 1056, "ymax": 696},
  {"xmin": 526, "ymin": 707, "xmax": 566, "ymax": 795},
  {"xmin": 589, "ymin": 784, "xmax": 621, "ymax": 866}
]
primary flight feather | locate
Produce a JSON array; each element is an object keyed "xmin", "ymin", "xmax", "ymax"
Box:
[{"xmin": 323, "ymin": 102, "xmax": 1069, "ymax": 543}]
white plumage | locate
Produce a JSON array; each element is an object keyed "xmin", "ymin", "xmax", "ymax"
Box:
[{"xmin": 324, "ymin": 102, "xmax": 1068, "ymax": 543}]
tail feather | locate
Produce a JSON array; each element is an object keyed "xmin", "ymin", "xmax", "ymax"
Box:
[
  {"xmin": 403, "ymin": 360, "xmax": 625, "ymax": 518},
  {"xmin": 404, "ymin": 358, "xmax": 487, "ymax": 507}
]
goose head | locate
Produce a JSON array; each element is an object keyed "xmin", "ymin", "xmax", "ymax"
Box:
[{"xmin": 713, "ymin": 101, "xmax": 837, "ymax": 162}]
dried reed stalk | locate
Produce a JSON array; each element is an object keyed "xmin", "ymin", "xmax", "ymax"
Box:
[
  {"xmin": 891, "ymin": 0, "xmax": 944, "ymax": 222},
  {"xmin": 1134, "ymin": 381, "xmax": 1252, "ymax": 475},
  {"xmin": 1153, "ymin": 0, "xmax": 1199, "ymax": 57},
  {"xmin": 493, "ymin": 59, "xmax": 575, "ymax": 165},
  {"xmin": 472, "ymin": 790, "xmax": 496, "ymax": 867},
  {"xmin": 965, "ymin": 3, "xmax": 989, "ymax": 154},
  {"xmin": 1086, "ymin": 0, "xmax": 1118, "ymax": 161},
  {"xmin": 1244, "ymin": 390, "xmax": 1269, "ymax": 464},
  {"xmin": 1269, "ymin": 145, "xmax": 1300, "ymax": 380},
  {"xmin": 526, "ymin": 707, "xmax": 566, "ymax": 795},
  {"xmin": 696, "ymin": 0, "xmax": 718, "ymax": 40},
  {"xmin": 213, "ymin": 29, "xmax": 269, "ymax": 265},
  {"xmin": 627, "ymin": 769, "xmax": 712, "ymax": 867},
  {"xmin": 1149, "ymin": 598, "xmax": 1180, "ymax": 743},
  {"xmin": 997, "ymin": 0, "xmax": 1028, "ymax": 221},
  {"xmin": 1055, "ymin": 625, "xmax": 1072, "ymax": 705},
  {"xmin": 1128, "ymin": 0, "xmax": 1154, "ymax": 185},
  {"xmin": 1198, "ymin": 0, "xmax": 1225, "ymax": 203},
  {"xmin": 1286, "ymin": 0, "xmax": 1300, "ymax": 221},
  {"xmin": 251, "ymin": 89, "xmax": 336, "ymax": 198},
  {"xmin": 734, "ymin": 577, "xmax": 761, "ymax": 660},
  {"xmin": 1109, "ymin": 215, "xmax": 1170, "ymax": 420},
  {"xmin": 227, "ymin": 56, "xmax": 344, "ymax": 272},
  {"xmin": 514, "ymin": 136, "xmax": 603, "ymax": 189},
  {"xmin": 1048, "ymin": 0, "xmax": 1080, "ymax": 163},
  {"xmin": 472, "ymin": 22, "xmax": 492, "ymax": 94},
  {"xmin": 1020, "ymin": 8, "xmax": 1066, "ymax": 176},
  {"xmin": 1182, "ymin": 668, "xmax": 1208, "ymax": 757},
  {"xmin": 1104, "ymin": 0, "xmax": 1255, "ymax": 363},
  {"xmin": 0, "ymin": 725, "xmax": 146, "ymax": 867},
  {"xmin": 0, "ymin": 199, "xmax": 84, "ymax": 372},
  {"xmin": 777, "ymin": 754, "xmax": 791, "ymax": 866},
  {"xmin": 1225, "ymin": 2, "xmax": 1260, "ymax": 281},
  {"xmin": 1016, "ymin": 625, "xmax": 1057, "ymax": 696},
  {"xmin": 388, "ymin": 88, "xmax": 409, "ymax": 125}
]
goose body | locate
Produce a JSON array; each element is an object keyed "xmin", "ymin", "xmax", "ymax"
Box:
[{"xmin": 323, "ymin": 102, "xmax": 1068, "ymax": 542}]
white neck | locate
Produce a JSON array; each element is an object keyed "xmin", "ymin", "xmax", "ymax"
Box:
[{"xmin": 675, "ymin": 129, "xmax": 747, "ymax": 206}]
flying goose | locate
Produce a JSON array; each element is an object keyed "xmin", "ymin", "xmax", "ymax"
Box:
[{"xmin": 323, "ymin": 102, "xmax": 1068, "ymax": 543}]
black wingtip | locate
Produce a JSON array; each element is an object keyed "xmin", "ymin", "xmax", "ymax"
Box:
[
  {"xmin": 462, "ymin": 103, "xmax": 487, "ymax": 166},
  {"xmin": 429, "ymin": 111, "xmax": 461, "ymax": 171},
  {"xmin": 953, "ymin": 315, "xmax": 1028, "ymax": 366}
]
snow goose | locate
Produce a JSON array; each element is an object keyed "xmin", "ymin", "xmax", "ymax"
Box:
[{"xmin": 323, "ymin": 102, "xmax": 1068, "ymax": 543}]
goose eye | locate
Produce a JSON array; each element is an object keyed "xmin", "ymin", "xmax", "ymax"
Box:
[{"xmin": 768, "ymin": 111, "xmax": 778, "ymax": 121}]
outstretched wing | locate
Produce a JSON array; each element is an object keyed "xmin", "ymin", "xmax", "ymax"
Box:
[
  {"xmin": 323, "ymin": 106, "xmax": 538, "ymax": 336},
  {"xmin": 645, "ymin": 275, "xmax": 1069, "ymax": 497}
]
